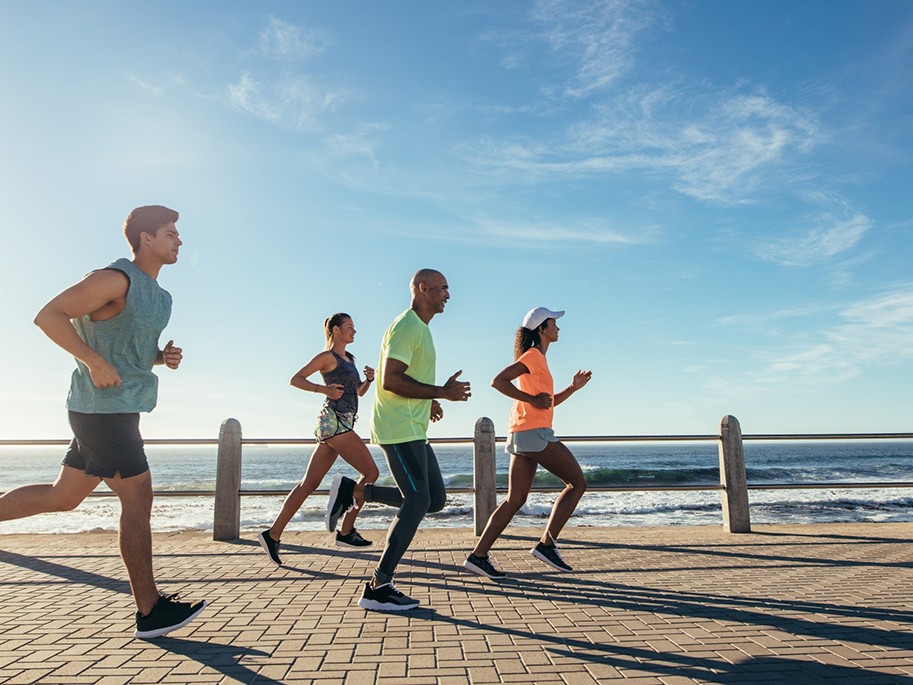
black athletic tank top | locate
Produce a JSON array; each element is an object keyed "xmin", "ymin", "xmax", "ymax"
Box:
[{"xmin": 321, "ymin": 350, "xmax": 361, "ymax": 415}]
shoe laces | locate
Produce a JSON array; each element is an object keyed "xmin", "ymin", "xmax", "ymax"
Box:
[{"xmin": 384, "ymin": 581, "xmax": 405, "ymax": 597}]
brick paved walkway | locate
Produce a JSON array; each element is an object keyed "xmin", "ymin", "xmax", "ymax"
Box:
[{"xmin": 1, "ymin": 523, "xmax": 912, "ymax": 684}]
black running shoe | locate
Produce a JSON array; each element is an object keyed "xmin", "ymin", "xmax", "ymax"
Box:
[
  {"xmin": 463, "ymin": 553, "xmax": 506, "ymax": 580},
  {"xmin": 531, "ymin": 541, "xmax": 573, "ymax": 572},
  {"xmin": 135, "ymin": 593, "xmax": 207, "ymax": 639},
  {"xmin": 326, "ymin": 474, "xmax": 357, "ymax": 532},
  {"xmin": 358, "ymin": 582, "xmax": 420, "ymax": 611},
  {"xmin": 336, "ymin": 528, "xmax": 372, "ymax": 548},
  {"xmin": 258, "ymin": 529, "xmax": 282, "ymax": 566}
]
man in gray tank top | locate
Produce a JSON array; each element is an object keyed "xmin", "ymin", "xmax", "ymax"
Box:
[{"xmin": 0, "ymin": 205, "xmax": 206, "ymax": 639}]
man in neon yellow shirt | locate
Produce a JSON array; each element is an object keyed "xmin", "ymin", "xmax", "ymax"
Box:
[{"xmin": 326, "ymin": 268, "xmax": 471, "ymax": 611}]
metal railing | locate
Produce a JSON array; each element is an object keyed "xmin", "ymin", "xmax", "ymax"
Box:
[{"xmin": 3, "ymin": 417, "xmax": 912, "ymax": 540}]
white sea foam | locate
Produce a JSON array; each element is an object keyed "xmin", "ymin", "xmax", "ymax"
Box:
[{"xmin": 2, "ymin": 442, "xmax": 912, "ymax": 533}]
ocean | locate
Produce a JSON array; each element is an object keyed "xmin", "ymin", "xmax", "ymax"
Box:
[{"xmin": 1, "ymin": 440, "xmax": 912, "ymax": 534}]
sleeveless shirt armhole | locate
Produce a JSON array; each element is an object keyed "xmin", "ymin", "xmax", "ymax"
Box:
[{"xmin": 100, "ymin": 266, "xmax": 132, "ymax": 297}]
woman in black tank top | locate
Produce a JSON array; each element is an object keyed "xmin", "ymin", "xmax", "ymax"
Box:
[{"xmin": 257, "ymin": 313, "xmax": 379, "ymax": 565}]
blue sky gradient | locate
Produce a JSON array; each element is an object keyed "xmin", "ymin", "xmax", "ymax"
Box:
[{"xmin": 1, "ymin": 1, "xmax": 911, "ymax": 439}]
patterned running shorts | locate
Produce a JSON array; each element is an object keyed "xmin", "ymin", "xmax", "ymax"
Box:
[{"xmin": 315, "ymin": 407, "xmax": 357, "ymax": 443}]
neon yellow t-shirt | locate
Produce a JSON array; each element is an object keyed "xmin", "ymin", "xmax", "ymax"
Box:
[{"xmin": 370, "ymin": 309, "xmax": 436, "ymax": 444}]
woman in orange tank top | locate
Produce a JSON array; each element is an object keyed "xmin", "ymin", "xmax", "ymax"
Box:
[{"xmin": 463, "ymin": 307, "xmax": 592, "ymax": 579}]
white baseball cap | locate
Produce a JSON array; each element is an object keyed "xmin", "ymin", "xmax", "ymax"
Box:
[{"xmin": 522, "ymin": 307, "xmax": 565, "ymax": 330}]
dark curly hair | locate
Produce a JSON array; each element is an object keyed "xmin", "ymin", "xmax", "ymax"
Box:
[{"xmin": 513, "ymin": 321, "xmax": 549, "ymax": 360}]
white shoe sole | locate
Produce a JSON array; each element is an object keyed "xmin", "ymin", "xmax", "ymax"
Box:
[
  {"xmin": 358, "ymin": 597, "xmax": 419, "ymax": 611},
  {"xmin": 134, "ymin": 601, "xmax": 207, "ymax": 639},
  {"xmin": 463, "ymin": 560, "xmax": 506, "ymax": 580},
  {"xmin": 335, "ymin": 539, "xmax": 372, "ymax": 549},
  {"xmin": 258, "ymin": 532, "xmax": 282, "ymax": 566},
  {"xmin": 325, "ymin": 475, "xmax": 344, "ymax": 532}
]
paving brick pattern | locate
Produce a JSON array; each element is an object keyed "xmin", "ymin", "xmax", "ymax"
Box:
[{"xmin": 1, "ymin": 523, "xmax": 912, "ymax": 684}]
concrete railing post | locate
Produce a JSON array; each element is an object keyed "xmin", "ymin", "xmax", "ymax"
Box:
[
  {"xmin": 213, "ymin": 418, "xmax": 242, "ymax": 541},
  {"xmin": 718, "ymin": 414, "xmax": 751, "ymax": 533},
  {"xmin": 473, "ymin": 416, "xmax": 497, "ymax": 536}
]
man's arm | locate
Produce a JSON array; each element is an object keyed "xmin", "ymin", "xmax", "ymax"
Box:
[
  {"xmin": 382, "ymin": 358, "xmax": 471, "ymax": 401},
  {"xmin": 155, "ymin": 340, "xmax": 183, "ymax": 370},
  {"xmin": 33, "ymin": 269, "xmax": 130, "ymax": 388}
]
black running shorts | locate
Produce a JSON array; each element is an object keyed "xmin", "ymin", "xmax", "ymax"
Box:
[{"xmin": 62, "ymin": 411, "xmax": 150, "ymax": 479}]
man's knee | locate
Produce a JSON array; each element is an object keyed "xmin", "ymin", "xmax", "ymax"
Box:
[
  {"xmin": 402, "ymin": 490, "xmax": 432, "ymax": 517},
  {"xmin": 107, "ymin": 473, "xmax": 154, "ymax": 511},
  {"xmin": 52, "ymin": 491, "xmax": 87, "ymax": 512},
  {"xmin": 427, "ymin": 491, "xmax": 446, "ymax": 513}
]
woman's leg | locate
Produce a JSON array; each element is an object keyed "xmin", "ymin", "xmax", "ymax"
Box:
[
  {"xmin": 325, "ymin": 431, "xmax": 379, "ymax": 535},
  {"xmin": 526, "ymin": 441, "xmax": 587, "ymax": 544},
  {"xmin": 270, "ymin": 442, "xmax": 338, "ymax": 540},
  {"xmin": 472, "ymin": 454, "xmax": 537, "ymax": 557}
]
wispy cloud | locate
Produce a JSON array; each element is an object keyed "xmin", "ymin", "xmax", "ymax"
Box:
[
  {"xmin": 257, "ymin": 16, "xmax": 332, "ymax": 61},
  {"xmin": 479, "ymin": 218, "xmax": 650, "ymax": 245},
  {"xmin": 466, "ymin": 0, "xmax": 852, "ymax": 219},
  {"xmin": 124, "ymin": 72, "xmax": 186, "ymax": 96},
  {"xmin": 125, "ymin": 73, "xmax": 165, "ymax": 96},
  {"xmin": 227, "ymin": 72, "xmax": 349, "ymax": 131},
  {"xmin": 752, "ymin": 285, "xmax": 913, "ymax": 386},
  {"xmin": 458, "ymin": 84, "xmax": 821, "ymax": 204},
  {"xmin": 755, "ymin": 212, "xmax": 872, "ymax": 267},
  {"xmin": 223, "ymin": 17, "xmax": 348, "ymax": 132},
  {"xmin": 529, "ymin": 0, "xmax": 661, "ymax": 98}
]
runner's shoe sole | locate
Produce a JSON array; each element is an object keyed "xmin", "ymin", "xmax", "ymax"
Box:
[
  {"xmin": 463, "ymin": 558, "xmax": 506, "ymax": 580},
  {"xmin": 135, "ymin": 601, "xmax": 207, "ymax": 639},
  {"xmin": 258, "ymin": 530, "xmax": 282, "ymax": 566},
  {"xmin": 531, "ymin": 546, "xmax": 573, "ymax": 572},
  {"xmin": 358, "ymin": 597, "xmax": 419, "ymax": 611}
]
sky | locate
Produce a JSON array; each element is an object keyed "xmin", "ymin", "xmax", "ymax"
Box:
[{"xmin": 1, "ymin": 1, "xmax": 912, "ymax": 442}]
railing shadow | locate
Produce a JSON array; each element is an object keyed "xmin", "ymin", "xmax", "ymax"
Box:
[
  {"xmin": 0, "ymin": 548, "xmax": 131, "ymax": 594},
  {"xmin": 149, "ymin": 638, "xmax": 284, "ymax": 684},
  {"xmin": 402, "ymin": 606, "xmax": 913, "ymax": 683},
  {"xmin": 401, "ymin": 571, "xmax": 913, "ymax": 682}
]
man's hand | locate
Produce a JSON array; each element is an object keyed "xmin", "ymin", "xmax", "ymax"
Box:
[
  {"xmin": 87, "ymin": 359, "xmax": 122, "ymax": 388},
  {"xmin": 430, "ymin": 399, "xmax": 444, "ymax": 422},
  {"xmin": 161, "ymin": 340, "xmax": 183, "ymax": 370},
  {"xmin": 440, "ymin": 370, "xmax": 471, "ymax": 402}
]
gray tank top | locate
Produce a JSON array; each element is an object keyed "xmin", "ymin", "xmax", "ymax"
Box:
[
  {"xmin": 321, "ymin": 350, "xmax": 361, "ymax": 415},
  {"xmin": 66, "ymin": 258, "xmax": 172, "ymax": 414}
]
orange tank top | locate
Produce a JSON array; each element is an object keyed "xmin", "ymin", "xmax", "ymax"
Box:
[{"xmin": 508, "ymin": 347, "xmax": 553, "ymax": 433}]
